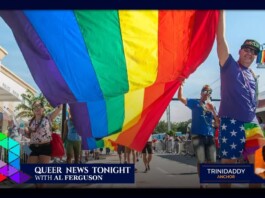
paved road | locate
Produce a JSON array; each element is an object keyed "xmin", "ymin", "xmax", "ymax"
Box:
[
  {"xmin": 0, "ymin": 153, "xmax": 254, "ymax": 189},
  {"xmin": 87, "ymin": 153, "xmax": 200, "ymax": 188}
]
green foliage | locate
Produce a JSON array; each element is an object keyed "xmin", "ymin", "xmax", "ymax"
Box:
[
  {"xmin": 14, "ymin": 89, "xmax": 35, "ymax": 118},
  {"xmin": 15, "ymin": 90, "xmax": 60, "ymax": 127},
  {"xmin": 154, "ymin": 119, "xmax": 192, "ymax": 135},
  {"xmin": 167, "ymin": 130, "xmax": 175, "ymax": 136},
  {"xmin": 51, "ymin": 122, "xmax": 60, "ymax": 132},
  {"xmin": 153, "ymin": 120, "xmax": 168, "ymax": 134}
]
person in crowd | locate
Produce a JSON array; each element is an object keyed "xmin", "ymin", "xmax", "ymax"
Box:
[
  {"xmin": 125, "ymin": 147, "xmax": 137, "ymax": 172},
  {"xmin": 164, "ymin": 134, "xmax": 170, "ymax": 153},
  {"xmin": 257, "ymin": 116, "xmax": 265, "ymax": 135},
  {"xmin": 63, "ymin": 107, "xmax": 82, "ymax": 164},
  {"xmin": 117, "ymin": 144, "xmax": 126, "ymax": 164},
  {"xmin": 106, "ymin": 147, "xmax": 111, "ymax": 155},
  {"xmin": 174, "ymin": 135, "xmax": 182, "ymax": 155},
  {"xmin": 178, "ymin": 83, "xmax": 218, "ymax": 188},
  {"xmin": 78, "ymin": 138, "xmax": 92, "ymax": 163},
  {"xmin": 214, "ymin": 117, "xmax": 221, "ymax": 160},
  {"xmin": 217, "ymin": 10, "xmax": 265, "ymax": 188},
  {"xmin": 142, "ymin": 135, "xmax": 153, "ymax": 173},
  {"xmin": 183, "ymin": 130, "xmax": 195, "ymax": 157},
  {"xmin": 79, "ymin": 150, "xmax": 89, "ymax": 163},
  {"xmin": 185, "ymin": 131, "xmax": 192, "ymax": 141},
  {"xmin": 135, "ymin": 151, "xmax": 140, "ymax": 162},
  {"xmin": 26, "ymin": 100, "xmax": 62, "ymax": 188},
  {"xmin": 161, "ymin": 136, "xmax": 166, "ymax": 153},
  {"xmin": 84, "ymin": 150, "xmax": 90, "ymax": 161},
  {"xmin": 7, "ymin": 114, "xmax": 20, "ymax": 141},
  {"xmin": 168, "ymin": 135, "xmax": 174, "ymax": 153},
  {"xmin": 93, "ymin": 149, "xmax": 100, "ymax": 160},
  {"xmin": 152, "ymin": 138, "xmax": 157, "ymax": 153}
]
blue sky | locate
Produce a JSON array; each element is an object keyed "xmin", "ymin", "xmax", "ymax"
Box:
[
  {"xmin": 1, "ymin": 10, "xmax": 265, "ymax": 122},
  {"xmin": 0, "ymin": 16, "xmax": 39, "ymax": 91}
]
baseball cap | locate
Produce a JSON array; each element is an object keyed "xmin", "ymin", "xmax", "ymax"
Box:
[{"xmin": 241, "ymin": 39, "xmax": 260, "ymax": 55}]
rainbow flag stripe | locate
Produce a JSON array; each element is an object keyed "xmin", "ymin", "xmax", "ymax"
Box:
[
  {"xmin": 254, "ymin": 146, "xmax": 265, "ymax": 178},
  {"xmin": 257, "ymin": 50, "xmax": 265, "ymax": 64},
  {"xmin": 244, "ymin": 123, "xmax": 265, "ymax": 158},
  {"xmin": 0, "ymin": 10, "xmax": 219, "ymax": 150}
]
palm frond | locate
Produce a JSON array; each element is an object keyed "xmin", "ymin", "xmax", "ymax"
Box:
[{"xmin": 15, "ymin": 89, "xmax": 56, "ymax": 120}]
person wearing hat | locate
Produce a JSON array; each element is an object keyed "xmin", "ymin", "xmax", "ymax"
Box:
[
  {"xmin": 178, "ymin": 83, "xmax": 219, "ymax": 188},
  {"xmin": 217, "ymin": 11, "xmax": 264, "ymax": 188}
]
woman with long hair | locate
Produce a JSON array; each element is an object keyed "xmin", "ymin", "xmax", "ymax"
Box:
[{"xmin": 26, "ymin": 100, "xmax": 62, "ymax": 187}]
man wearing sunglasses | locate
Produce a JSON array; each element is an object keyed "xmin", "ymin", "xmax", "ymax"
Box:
[
  {"xmin": 178, "ymin": 83, "xmax": 219, "ymax": 188},
  {"xmin": 217, "ymin": 11, "xmax": 264, "ymax": 188}
]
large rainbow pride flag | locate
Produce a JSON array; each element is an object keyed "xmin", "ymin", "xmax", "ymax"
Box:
[{"xmin": 0, "ymin": 10, "xmax": 219, "ymax": 150}]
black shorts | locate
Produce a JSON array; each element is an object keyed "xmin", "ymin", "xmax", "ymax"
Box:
[
  {"xmin": 142, "ymin": 142, "xmax": 152, "ymax": 154},
  {"xmin": 29, "ymin": 143, "xmax": 52, "ymax": 156},
  {"xmin": 117, "ymin": 145, "xmax": 125, "ymax": 155}
]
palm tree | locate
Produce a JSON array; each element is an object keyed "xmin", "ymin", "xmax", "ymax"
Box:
[{"xmin": 15, "ymin": 89, "xmax": 54, "ymax": 119}]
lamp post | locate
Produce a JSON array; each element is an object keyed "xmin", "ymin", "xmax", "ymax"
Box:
[{"xmin": 166, "ymin": 104, "xmax": 171, "ymax": 132}]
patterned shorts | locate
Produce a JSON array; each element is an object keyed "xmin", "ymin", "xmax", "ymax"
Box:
[{"xmin": 219, "ymin": 117, "xmax": 265, "ymax": 160}]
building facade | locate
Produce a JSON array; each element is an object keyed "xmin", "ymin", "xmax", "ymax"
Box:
[
  {"xmin": 0, "ymin": 46, "xmax": 36, "ymax": 133},
  {"xmin": 257, "ymin": 90, "xmax": 265, "ymax": 124}
]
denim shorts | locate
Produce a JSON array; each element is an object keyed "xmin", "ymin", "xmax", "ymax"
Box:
[{"xmin": 191, "ymin": 134, "xmax": 216, "ymax": 163}]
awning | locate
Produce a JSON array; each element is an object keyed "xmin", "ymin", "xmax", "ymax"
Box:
[
  {"xmin": 0, "ymin": 112, "xmax": 10, "ymax": 122},
  {"xmin": 0, "ymin": 86, "xmax": 20, "ymax": 101}
]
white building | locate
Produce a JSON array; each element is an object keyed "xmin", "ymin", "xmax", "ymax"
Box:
[{"xmin": 0, "ymin": 46, "xmax": 36, "ymax": 133}]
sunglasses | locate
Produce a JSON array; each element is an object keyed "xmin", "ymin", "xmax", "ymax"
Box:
[
  {"xmin": 242, "ymin": 47, "xmax": 258, "ymax": 55},
  {"xmin": 202, "ymin": 90, "xmax": 212, "ymax": 95},
  {"xmin": 32, "ymin": 104, "xmax": 43, "ymax": 110}
]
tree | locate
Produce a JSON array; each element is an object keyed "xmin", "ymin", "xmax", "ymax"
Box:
[
  {"xmin": 154, "ymin": 119, "xmax": 192, "ymax": 135},
  {"xmin": 15, "ymin": 89, "xmax": 35, "ymax": 119},
  {"xmin": 15, "ymin": 89, "xmax": 54, "ymax": 119},
  {"xmin": 175, "ymin": 119, "xmax": 191, "ymax": 134},
  {"xmin": 171, "ymin": 122, "xmax": 179, "ymax": 132},
  {"xmin": 153, "ymin": 120, "xmax": 168, "ymax": 134},
  {"xmin": 167, "ymin": 130, "xmax": 175, "ymax": 136}
]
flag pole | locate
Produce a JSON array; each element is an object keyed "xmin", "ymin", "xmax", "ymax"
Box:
[{"xmin": 61, "ymin": 104, "xmax": 67, "ymax": 137}]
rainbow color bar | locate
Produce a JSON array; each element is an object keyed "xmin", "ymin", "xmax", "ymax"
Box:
[{"xmin": 257, "ymin": 50, "xmax": 265, "ymax": 64}]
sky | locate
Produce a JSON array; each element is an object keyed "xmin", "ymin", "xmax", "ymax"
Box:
[{"xmin": 1, "ymin": 10, "xmax": 265, "ymax": 123}]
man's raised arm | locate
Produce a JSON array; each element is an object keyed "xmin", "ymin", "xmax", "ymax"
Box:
[
  {"xmin": 178, "ymin": 82, "xmax": 187, "ymax": 105},
  {"xmin": 217, "ymin": 10, "xmax": 229, "ymax": 67}
]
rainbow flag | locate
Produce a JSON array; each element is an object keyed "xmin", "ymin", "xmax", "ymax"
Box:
[
  {"xmin": 244, "ymin": 123, "xmax": 265, "ymax": 158},
  {"xmin": 256, "ymin": 50, "xmax": 265, "ymax": 64},
  {"xmin": 0, "ymin": 10, "xmax": 219, "ymax": 150}
]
